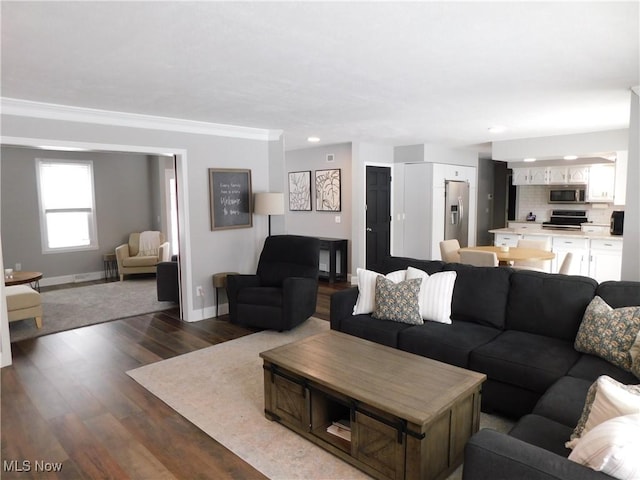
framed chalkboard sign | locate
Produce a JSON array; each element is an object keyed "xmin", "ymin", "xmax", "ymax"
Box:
[{"xmin": 209, "ymin": 168, "xmax": 253, "ymax": 230}]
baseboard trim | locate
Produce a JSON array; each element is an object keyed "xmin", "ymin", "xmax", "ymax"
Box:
[{"xmin": 39, "ymin": 270, "xmax": 106, "ymax": 287}]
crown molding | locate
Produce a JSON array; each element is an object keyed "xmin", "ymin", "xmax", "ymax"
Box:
[{"xmin": 1, "ymin": 98, "xmax": 283, "ymax": 141}]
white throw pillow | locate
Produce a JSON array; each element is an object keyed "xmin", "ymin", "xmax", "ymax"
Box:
[
  {"xmin": 566, "ymin": 375, "xmax": 640, "ymax": 449},
  {"xmin": 568, "ymin": 413, "xmax": 640, "ymax": 480},
  {"xmin": 406, "ymin": 267, "xmax": 456, "ymax": 324},
  {"xmin": 352, "ymin": 268, "xmax": 406, "ymax": 315}
]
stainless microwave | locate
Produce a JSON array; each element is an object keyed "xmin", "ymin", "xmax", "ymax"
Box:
[{"xmin": 548, "ymin": 187, "xmax": 587, "ymax": 204}]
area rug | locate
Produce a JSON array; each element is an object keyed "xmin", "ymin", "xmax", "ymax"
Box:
[
  {"xmin": 9, "ymin": 278, "xmax": 176, "ymax": 342},
  {"xmin": 127, "ymin": 317, "xmax": 514, "ymax": 480}
]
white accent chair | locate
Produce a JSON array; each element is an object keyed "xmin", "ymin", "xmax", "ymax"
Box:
[
  {"xmin": 440, "ymin": 239, "xmax": 461, "ymax": 263},
  {"xmin": 460, "ymin": 250, "xmax": 499, "ymax": 267},
  {"xmin": 513, "ymin": 238, "xmax": 552, "ymax": 272},
  {"xmin": 558, "ymin": 252, "xmax": 574, "ymax": 275},
  {"xmin": 115, "ymin": 232, "xmax": 170, "ymax": 281}
]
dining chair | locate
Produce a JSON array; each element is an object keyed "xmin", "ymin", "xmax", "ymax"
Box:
[
  {"xmin": 439, "ymin": 239, "xmax": 461, "ymax": 263},
  {"xmin": 558, "ymin": 252, "xmax": 574, "ymax": 275},
  {"xmin": 513, "ymin": 238, "xmax": 552, "ymax": 272},
  {"xmin": 460, "ymin": 250, "xmax": 499, "ymax": 267}
]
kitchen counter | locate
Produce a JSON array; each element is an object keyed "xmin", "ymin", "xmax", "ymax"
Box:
[{"xmin": 489, "ymin": 227, "xmax": 623, "ymax": 240}]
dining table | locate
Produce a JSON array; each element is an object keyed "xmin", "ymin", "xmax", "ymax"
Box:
[{"xmin": 459, "ymin": 245, "xmax": 555, "ymax": 266}]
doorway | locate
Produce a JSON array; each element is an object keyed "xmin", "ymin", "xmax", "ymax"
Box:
[{"xmin": 365, "ymin": 166, "xmax": 391, "ymax": 272}]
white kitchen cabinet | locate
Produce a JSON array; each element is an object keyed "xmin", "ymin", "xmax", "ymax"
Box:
[
  {"xmin": 507, "ymin": 222, "xmax": 543, "ymax": 231},
  {"xmin": 552, "ymin": 237, "xmax": 590, "ymax": 275},
  {"xmin": 511, "ymin": 166, "xmax": 549, "ymax": 185},
  {"xmin": 494, "ymin": 233, "xmax": 521, "ymax": 247},
  {"xmin": 568, "ymin": 166, "xmax": 589, "ymax": 184},
  {"xmin": 613, "ymin": 151, "xmax": 628, "ymax": 206},
  {"xmin": 589, "ymin": 239, "xmax": 623, "ymax": 282},
  {"xmin": 587, "ymin": 164, "xmax": 615, "ymax": 203},
  {"xmin": 547, "ymin": 167, "xmax": 568, "ymax": 184}
]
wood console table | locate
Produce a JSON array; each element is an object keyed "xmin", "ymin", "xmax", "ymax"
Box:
[
  {"xmin": 261, "ymin": 331, "xmax": 486, "ymax": 480},
  {"xmin": 318, "ymin": 237, "xmax": 348, "ymax": 283}
]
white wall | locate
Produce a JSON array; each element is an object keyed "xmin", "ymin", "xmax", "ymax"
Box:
[{"xmin": 622, "ymin": 89, "xmax": 639, "ymax": 280}]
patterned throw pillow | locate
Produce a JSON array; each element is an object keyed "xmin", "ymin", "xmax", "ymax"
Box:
[
  {"xmin": 566, "ymin": 375, "xmax": 640, "ymax": 449},
  {"xmin": 372, "ymin": 276, "xmax": 423, "ymax": 325},
  {"xmin": 574, "ymin": 296, "xmax": 640, "ymax": 373},
  {"xmin": 352, "ymin": 268, "xmax": 407, "ymax": 315}
]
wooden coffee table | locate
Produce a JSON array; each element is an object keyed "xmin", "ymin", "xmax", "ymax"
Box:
[
  {"xmin": 4, "ymin": 271, "xmax": 43, "ymax": 291},
  {"xmin": 260, "ymin": 331, "xmax": 486, "ymax": 480}
]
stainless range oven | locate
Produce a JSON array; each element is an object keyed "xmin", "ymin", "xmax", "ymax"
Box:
[{"xmin": 542, "ymin": 210, "xmax": 588, "ymax": 230}]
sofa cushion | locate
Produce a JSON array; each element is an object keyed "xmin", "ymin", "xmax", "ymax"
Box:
[
  {"xmin": 509, "ymin": 414, "xmax": 574, "ymax": 458},
  {"xmin": 122, "ymin": 255, "xmax": 158, "ymax": 267},
  {"xmin": 596, "ymin": 281, "xmax": 640, "ymax": 308},
  {"xmin": 574, "ymin": 296, "xmax": 640, "ymax": 373},
  {"xmin": 443, "ymin": 263, "xmax": 511, "ymax": 329},
  {"xmin": 405, "ymin": 267, "xmax": 457, "ymax": 324},
  {"xmin": 398, "ymin": 321, "xmax": 501, "ymax": 368},
  {"xmin": 237, "ymin": 287, "xmax": 282, "ymax": 307},
  {"xmin": 568, "ymin": 354, "xmax": 640, "ymax": 385},
  {"xmin": 338, "ymin": 315, "xmax": 411, "ymax": 348},
  {"xmin": 372, "ymin": 277, "xmax": 422, "ymax": 325},
  {"xmin": 533, "ymin": 376, "xmax": 592, "ymax": 427},
  {"xmin": 568, "ymin": 413, "xmax": 640, "ymax": 480},
  {"xmin": 506, "ymin": 271, "xmax": 598, "ymax": 342},
  {"xmin": 470, "ymin": 330, "xmax": 581, "ymax": 393},
  {"xmin": 380, "ymin": 257, "xmax": 445, "ymax": 275},
  {"xmin": 567, "ymin": 375, "xmax": 640, "ymax": 449}
]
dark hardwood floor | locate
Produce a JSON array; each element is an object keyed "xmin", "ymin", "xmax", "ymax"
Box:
[{"xmin": 1, "ymin": 280, "xmax": 350, "ymax": 479}]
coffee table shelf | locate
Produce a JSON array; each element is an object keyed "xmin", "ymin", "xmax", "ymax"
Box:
[{"xmin": 261, "ymin": 331, "xmax": 486, "ymax": 480}]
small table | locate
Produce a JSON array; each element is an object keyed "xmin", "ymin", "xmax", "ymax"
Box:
[
  {"xmin": 317, "ymin": 237, "xmax": 348, "ymax": 283},
  {"xmin": 103, "ymin": 253, "xmax": 118, "ymax": 280},
  {"xmin": 261, "ymin": 331, "xmax": 485, "ymax": 480},
  {"xmin": 459, "ymin": 245, "xmax": 555, "ymax": 266},
  {"xmin": 4, "ymin": 271, "xmax": 43, "ymax": 292},
  {"xmin": 212, "ymin": 272, "xmax": 238, "ymax": 317}
]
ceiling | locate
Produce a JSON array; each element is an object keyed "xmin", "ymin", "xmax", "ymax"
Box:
[{"xmin": 2, "ymin": 2, "xmax": 638, "ymax": 153}]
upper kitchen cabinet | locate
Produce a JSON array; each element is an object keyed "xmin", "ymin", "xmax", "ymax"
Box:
[
  {"xmin": 587, "ymin": 164, "xmax": 615, "ymax": 202},
  {"xmin": 514, "ymin": 165, "xmax": 591, "ymax": 185},
  {"xmin": 547, "ymin": 165, "xmax": 589, "ymax": 184},
  {"xmin": 512, "ymin": 166, "xmax": 549, "ymax": 185}
]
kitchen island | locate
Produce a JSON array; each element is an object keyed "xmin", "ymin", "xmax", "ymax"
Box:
[{"xmin": 489, "ymin": 224, "xmax": 622, "ymax": 282}]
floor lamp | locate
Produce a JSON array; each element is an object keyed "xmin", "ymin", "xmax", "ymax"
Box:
[{"xmin": 254, "ymin": 192, "xmax": 284, "ymax": 236}]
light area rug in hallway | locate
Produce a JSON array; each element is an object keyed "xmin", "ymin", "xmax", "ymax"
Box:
[
  {"xmin": 9, "ymin": 278, "xmax": 176, "ymax": 342},
  {"xmin": 127, "ymin": 317, "xmax": 514, "ymax": 480}
]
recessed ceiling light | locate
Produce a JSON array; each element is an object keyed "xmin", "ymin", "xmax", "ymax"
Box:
[
  {"xmin": 307, "ymin": 136, "xmax": 320, "ymax": 143},
  {"xmin": 488, "ymin": 126, "xmax": 506, "ymax": 134},
  {"xmin": 523, "ymin": 158, "xmax": 536, "ymax": 163},
  {"xmin": 564, "ymin": 155, "xmax": 578, "ymax": 160}
]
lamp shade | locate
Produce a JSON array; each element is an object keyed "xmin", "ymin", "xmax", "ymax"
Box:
[{"xmin": 254, "ymin": 192, "xmax": 284, "ymax": 216}]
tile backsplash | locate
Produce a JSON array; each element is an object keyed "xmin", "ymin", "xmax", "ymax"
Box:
[{"xmin": 516, "ymin": 185, "xmax": 617, "ymax": 224}]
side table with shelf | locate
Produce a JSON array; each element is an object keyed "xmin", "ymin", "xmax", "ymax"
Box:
[
  {"xmin": 212, "ymin": 272, "xmax": 238, "ymax": 317},
  {"xmin": 103, "ymin": 253, "xmax": 118, "ymax": 280},
  {"xmin": 317, "ymin": 237, "xmax": 348, "ymax": 283}
]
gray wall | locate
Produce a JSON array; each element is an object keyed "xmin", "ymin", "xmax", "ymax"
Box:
[
  {"xmin": 285, "ymin": 143, "xmax": 353, "ymax": 275},
  {"xmin": 0, "ymin": 112, "xmax": 273, "ymax": 322},
  {"xmin": 1, "ymin": 146, "xmax": 155, "ymax": 278},
  {"xmin": 285, "ymin": 143, "xmax": 352, "ymax": 239},
  {"xmin": 476, "ymin": 158, "xmax": 495, "ymax": 246}
]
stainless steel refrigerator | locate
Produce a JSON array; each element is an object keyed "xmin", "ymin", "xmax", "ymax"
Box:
[{"xmin": 444, "ymin": 180, "xmax": 470, "ymax": 248}]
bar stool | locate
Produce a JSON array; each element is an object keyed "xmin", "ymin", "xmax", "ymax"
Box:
[{"xmin": 212, "ymin": 272, "xmax": 238, "ymax": 317}]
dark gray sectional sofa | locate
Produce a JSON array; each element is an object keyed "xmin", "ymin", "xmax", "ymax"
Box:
[{"xmin": 329, "ymin": 256, "xmax": 640, "ymax": 480}]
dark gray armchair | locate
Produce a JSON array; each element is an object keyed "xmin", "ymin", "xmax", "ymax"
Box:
[{"xmin": 226, "ymin": 235, "xmax": 320, "ymax": 331}]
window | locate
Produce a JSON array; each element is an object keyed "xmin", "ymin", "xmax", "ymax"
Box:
[{"xmin": 36, "ymin": 159, "xmax": 98, "ymax": 253}]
